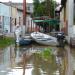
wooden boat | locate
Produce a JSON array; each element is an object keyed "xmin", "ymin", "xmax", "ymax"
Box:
[{"xmin": 31, "ymin": 32, "xmax": 58, "ymax": 46}]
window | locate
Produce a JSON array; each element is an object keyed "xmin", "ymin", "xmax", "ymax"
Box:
[{"xmin": 27, "ymin": 6, "xmax": 30, "ymax": 11}]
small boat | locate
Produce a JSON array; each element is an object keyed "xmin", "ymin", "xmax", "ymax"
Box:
[
  {"xmin": 31, "ymin": 32, "xmax": 58, "ymax": 46},
  {"xmin": 19, "ymin": 38, "xmax": 32, "ymax": 46}
]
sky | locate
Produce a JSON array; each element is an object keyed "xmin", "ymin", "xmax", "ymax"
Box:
[{"xmin": 0, "ymin": 0, "xmax": 61, "ymax": 3}]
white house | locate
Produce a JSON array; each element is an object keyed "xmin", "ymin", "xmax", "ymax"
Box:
[
  {"xmin": 0, "ymin": 2, "xmax": 34, "ymax": 35},
  {"xmin": 11, "ymin": 2, "xmax": 34, "ymax": 33}
]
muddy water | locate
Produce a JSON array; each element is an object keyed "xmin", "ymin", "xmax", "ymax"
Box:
[{"xmin": 0, "ymin": 44, "xmax": 75, "ymax": 75}]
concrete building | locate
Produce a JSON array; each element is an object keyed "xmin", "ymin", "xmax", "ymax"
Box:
[
  {"xmin": 0, "ymin": 2, "xmax": 34, "ymax": 33},
  {"xmin": 0, "ymin": 2, "xmax": 19, "ymax": 33},
  {"xmin": 11, "ymin": 2, "xmax": 34, "ymax": 33},
  {"xmin": 59, "ymin": 0, "xmax": 75, "ymax": 43},
  {"xmin": 10, "ymin": 5, "xmax": 17, "ymax": 32},
  {"xmin": 0, "ymin": 2, "xmax": 11, "ymax": 33}
]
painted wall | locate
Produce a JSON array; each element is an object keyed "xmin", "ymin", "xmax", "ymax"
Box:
[
  {"xmin": 60, "ymin": 8, "xmax": 64, "ymax": 31},
  {"xmin": 0, "ymin": 3, "xmax": 10, "ymax": 33},
  {"xmin": 0, "ymin": 16, "xmax": 3, "ymax": 33},
  {"xmin": 67, "ymin": 0, "xmax": 74, "ymax": 37},
  {"xmin": 17, "ymin": 10, "xmax": 23, "ymax": 25},
  {"xmin": 11, "ymin": 7, "xmax": 17, "ymax": 32},
  {"xmin": 26, "ymin": 3, "xmax": 33, "ymax": 14},
  {"xmin": 11, "ymin": 7, "xmax": 17, "ymax": 18},
  {"xmin": 60, "ymin": 0, "xmax": 74, "ymax": 43},
  {"xmin": 0, "ymin": 3, "xmax": 10, "ymax": 16},
  {"xmin": 26, "ymin": 14, "xmax": 37, "ymax": 32}
]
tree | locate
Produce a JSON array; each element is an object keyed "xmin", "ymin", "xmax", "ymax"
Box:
[
  {"xmin": 33, "ymin": 0, "xmax": 40, "ymax": 16},
  {"xmin": 44, "ymin": 0, "xmax": 57, "ymax": 18},
  {"xmin": 33, "ymin": 0, "xmax": 57, "ymax": 18}
]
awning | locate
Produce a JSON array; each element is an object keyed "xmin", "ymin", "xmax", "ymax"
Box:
[
  {"xmin": 33, "ymin": 20, "xmax": 44, "ymax": 22},
  {"xmin": 33, "ymin": 19, "xmax": 60, "ymax": 25}
]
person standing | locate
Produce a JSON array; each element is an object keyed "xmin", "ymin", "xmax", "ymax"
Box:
[{"xmin": 14, "ymin": 24, "xmax": 22, "ymax": 44}]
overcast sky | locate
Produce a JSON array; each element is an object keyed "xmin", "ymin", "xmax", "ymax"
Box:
[{"xmin": 0, "ymin": 0, "xmax": 61, "ymax": 3}]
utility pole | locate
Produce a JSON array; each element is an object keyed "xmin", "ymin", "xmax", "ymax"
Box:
[{"xmin": 23, "ymin": 0, "xmax": 26, "ymax": 25}]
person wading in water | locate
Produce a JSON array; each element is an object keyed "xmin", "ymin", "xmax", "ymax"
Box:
[{"xmin": 14, "ymin": 24, "xmax": 22, "ymax": 44}]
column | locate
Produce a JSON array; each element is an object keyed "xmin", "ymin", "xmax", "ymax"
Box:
[{"xmin": 67, "ymin": 0, "xmax": 74, "ymax": 37}]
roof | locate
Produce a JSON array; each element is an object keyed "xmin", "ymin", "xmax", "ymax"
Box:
[
  {"xmin": 1, "ymin": 2, "xmax": 33, "ymax": 10},
  {"xmin": 0, "ymin": 2, "xmax": 33, "ymax": 14},
  {"xmin": 0, "ymin": 2, "xmax": 16, "ymax": 8}
]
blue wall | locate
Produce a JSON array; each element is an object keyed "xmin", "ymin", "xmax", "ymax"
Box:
[
  {"xmin": 0, "ymin": 3, "xmax": 10, "ymax": 16},
  {"xmin": 0, "ymin": 3, "xmax": 10, "ymax": 33}
]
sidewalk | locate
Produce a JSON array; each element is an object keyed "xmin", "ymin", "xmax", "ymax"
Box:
[{"xmin": 4, "ymin": 33, "xmax": 15, "ymax": 38}]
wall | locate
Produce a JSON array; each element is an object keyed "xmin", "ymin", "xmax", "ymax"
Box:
[
  {"xmin": 26, "ymin": 14, "xmax": 37, "ymax": 32},
  {"xmin": 10, "ymin": 7, "xmax": 17, "ymax": 32},
  {"xmin": 66, "ymin": 0, "xmax": 74, "ymax": 43},
  {"xmin": 60, "ymin": 0, "xmax": 74, "ymax": 43},
  {"xmin": 0, "ymin": 3, "xmax": 10, "ymax": 33},
  {"xmin": 60, "ymin": 8, "xmax": 64, "ymax": 32},
  {"xmin": 17, "ymin": 10, "xmax": 23, "ymax": 25},
  {"xmin": 26, "ymin": 3, "xmax": 33, "ymax": 14}
]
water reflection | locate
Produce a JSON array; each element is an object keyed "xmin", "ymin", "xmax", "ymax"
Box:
[
  {"xmin": 0, "ymin": 45, "xmax": 75, "ymax": 75},
  {"xmin": 70, "ymin": 48, "xmax": 75, "ymax": 75}
]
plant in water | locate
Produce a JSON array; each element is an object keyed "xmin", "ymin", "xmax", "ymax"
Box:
[{"xmin": 41, "ymin": 48, "xmax": 52, "ymax": 59}]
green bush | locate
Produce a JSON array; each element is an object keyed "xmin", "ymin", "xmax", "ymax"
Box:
[{"xmin": 0, "ymin": 37, "xmax": 15, "ymax": 48}]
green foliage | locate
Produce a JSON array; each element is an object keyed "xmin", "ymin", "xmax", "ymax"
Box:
[
  {"xmin": 36, "ymin": 4, "xmax": 45, "ymax": 16},
  {"xmin": 35, "ymin": 48, "xmax": 53, "ymax": 61},
  {"xmin": 0, "ymin": 37, "xmax": 15, "ymax": 48},
  {"xmin": 41, "ymin": 48, "xmax": 52, "ymax": 60},
  {"xmin": 33, "ymin": 0, "xmax": 57, "ymax": 18},
  {"xmin": 33, "ymin": 0, "xmax": 40, "ymax": 16}
]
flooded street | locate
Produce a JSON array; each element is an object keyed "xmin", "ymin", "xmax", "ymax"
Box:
[{"xmin": 0, "ymin": 44, "xmax": 75, "ymax": 75}]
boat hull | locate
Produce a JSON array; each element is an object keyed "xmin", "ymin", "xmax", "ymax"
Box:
[
  {"xmin": 31, "ymin": 32, "xmax": 58, "ymax": 46},
  {"xmin": 19, "ymin": 38, "xmax": 32, "ymax": 46}
]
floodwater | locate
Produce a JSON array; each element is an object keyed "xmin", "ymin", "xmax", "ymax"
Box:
[{"xmin": 0, "ymin": 44, "xmax": 75, "ymax": 75}]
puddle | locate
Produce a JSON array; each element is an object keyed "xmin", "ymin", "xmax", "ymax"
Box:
[{"xmin": 0, "ymin": 45, "xmax": 75, "ymax": 75}]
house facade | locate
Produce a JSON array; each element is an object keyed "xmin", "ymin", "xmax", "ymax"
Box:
[
  {"xmin": 12, "ymin": 3, "xmax": 34, "ymax": 33},
  {"xmin": 8, "ymin": 2, "xmax": 34, "ymax": 33},
  {"xmin": 60, "ymin": 0, "xmax": 75, "ymax": 43},
  {"xmin": 0, "ymin": 2, "xmax": 18, "ymax": 33},
  {"xmin": 0, "ymin": 2, "xmax": 34, "ymax": 34},
  {"xmin": 0, "ymin": 2, "xmax": 10, "ymax": 33},
  {"xmin": 10, "ymin": 6, "xmax": 17, "ymax": 32}
]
